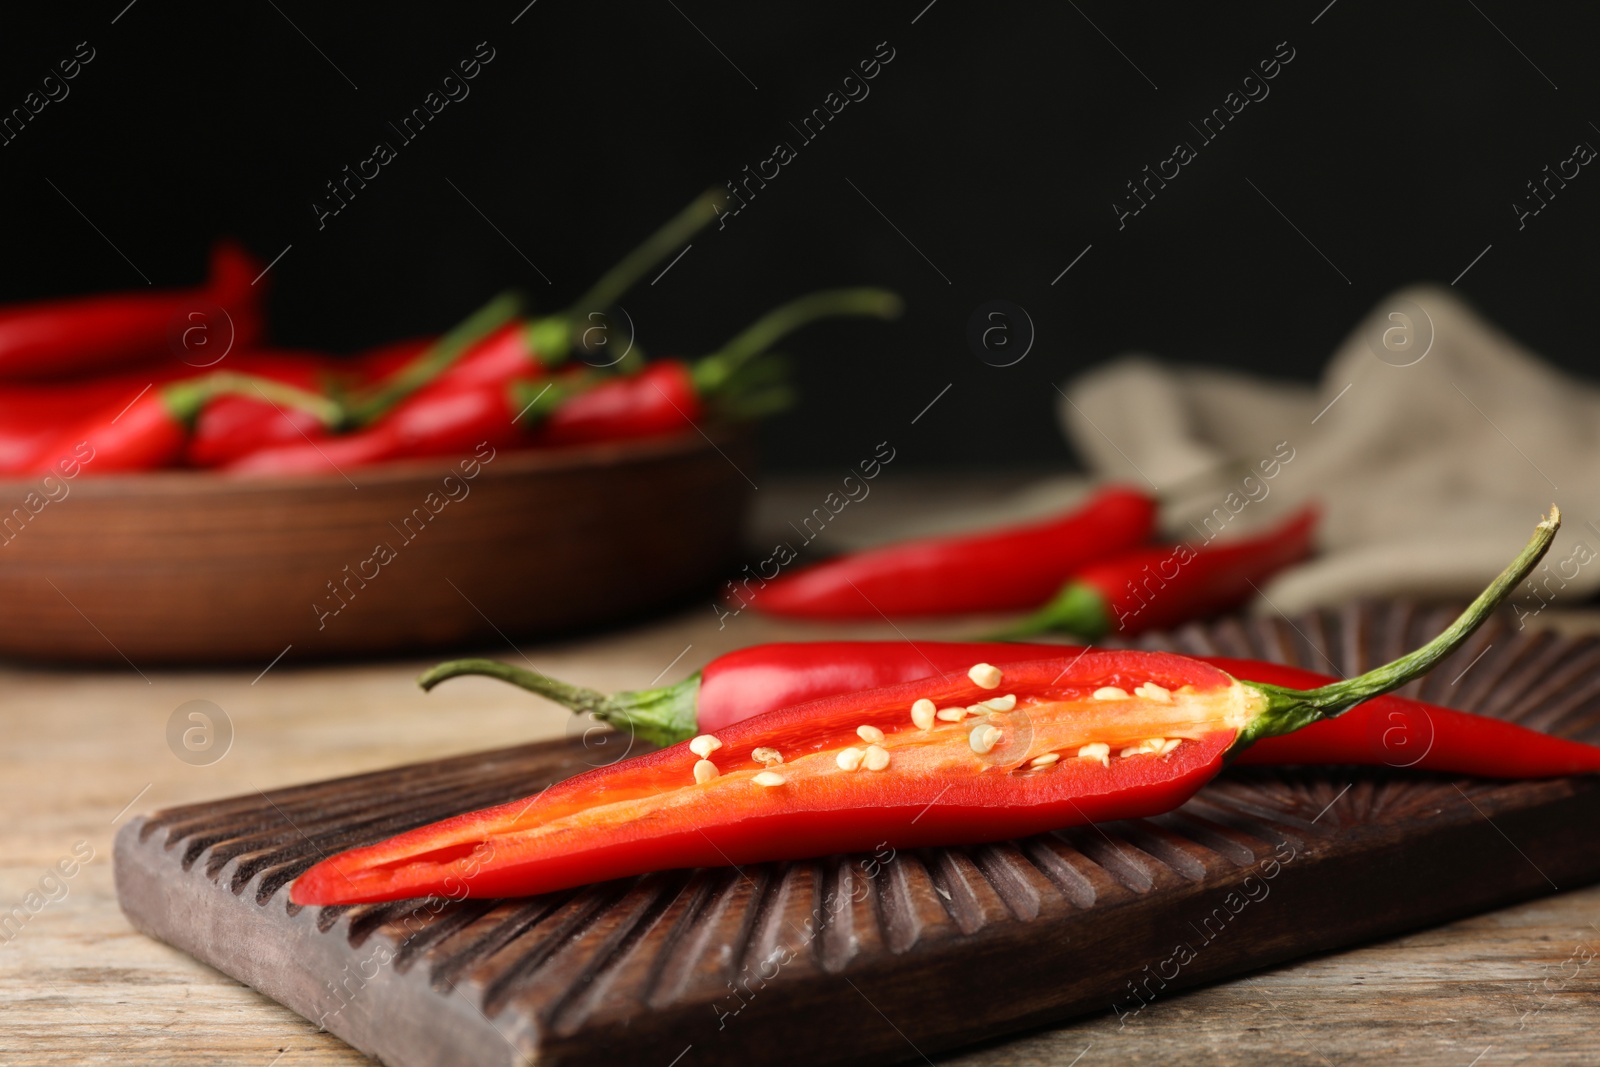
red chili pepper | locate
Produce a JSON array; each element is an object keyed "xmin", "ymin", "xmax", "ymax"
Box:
[
  {"xmin": 0, "ymin": 367, "xmax": 195, "ymax": 473},
  {"xmin": 747, "ymin": 486, "xmax": 1159, "ymax": 619},
  {"xmin": 295, "ymin": 511, "xmax": 1559, "ymax": 905},
  {"xmin": 182, "ymin": 350, "xmax": 354, "ymax": 468},
  {"xmin": 991, "ymin": 506, "xmax": 1320, "ymax": 640},
  {"xmin": 0, "ymin": 241, "xmax": 264, "ymax": 381},
  {"xmin": 427, "ymin": 637, "xmax": 1600, "ymax": 778},
  {"xmin": 223, "ymin": 376, "xmax": 528, "ymax": 476},
  {"xmin": 527, "ymin": 360, "xmax": 700, "ymax": 446},
  {"xmin": 29, "ymin": 372, "xmax": 344, "ymax": 476}
]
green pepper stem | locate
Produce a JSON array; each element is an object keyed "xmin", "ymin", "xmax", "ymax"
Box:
[
  {"xmin": 526, "ymin": 189, "xmax": 729, "ymax": 370},
  {"xmin": 347, "ymin": 292, "xmax": 522, "ymax": 423},
  {"xmin": 1240, "ymin": 506, "xmax": 1561, "ymax": 743},
  {"xmin": 164, "ymin": 371, "xmax": 346, "ymax": 428},
  {"xmin": 565, "ymin": 188, "xmax": 726, "ymax": 321},
  {"xmin": 691, "ymin": 288, "xmax": 902, "ymax": 396},
  {"xmin": 985, "ymin": 581, "xmax": 1112, "ymax": 642},
  {"xmin": 418, "ymin": 658, "xmax": 701, "ymax": 749}
]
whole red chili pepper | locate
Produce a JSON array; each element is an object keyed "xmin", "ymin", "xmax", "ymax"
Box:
[
  {"xmin": 0, "ymin": 367, "xmax": 196, "ymax": 473},
  {"xmin": 30, "ymin": 372, "xmax": 344, "ymax": 476},
  {"xmin": 745, "ymin": 486, "xmax": 1159, "ymax": 619},
  {"xmin": 221, "ymin": 377, "xmax": 524, "ymax": 476},
  {"xmin": 424, "ymin": 609, "xmax": 1600, "ymax": 781},
  {"xmin": 295, "ymin": 510, "xmax": 1559, "ymax": 905},
  {"xmin": 187, "ymin": 294, "xmax": 520, "ymax": 471},
  {"xmin": 182, "ymin": 350, "xmax": 356, "ymax": 468},
  {"xmin": 990, "ymin": 506, "xmax": 1320, "ymax": 640},
  {"xmin": 0, "ymin": 241, "xmax": 263, "ymax": 381},
  {"xmin": 526, "ymin": 360, "xmax": 700, "ymax": 446}
]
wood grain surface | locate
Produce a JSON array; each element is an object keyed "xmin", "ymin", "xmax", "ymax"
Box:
[
  {"xmin": 0, "ymin": 427, "xmax": 753, "ymax": 666},
  {"xmin": 107, "ymin": 602, "xmax": 1600, "ymax": 1067}
]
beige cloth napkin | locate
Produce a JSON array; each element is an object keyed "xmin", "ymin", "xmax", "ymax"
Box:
[{"xmin": 1057, "ymin": 284, "xmax": 1600, "ymax": 618}]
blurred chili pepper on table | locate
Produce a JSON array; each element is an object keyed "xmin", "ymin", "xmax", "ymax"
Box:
[{"xmin": 745, "ymin": 485, "xmax": 1159, "ymax": 619}]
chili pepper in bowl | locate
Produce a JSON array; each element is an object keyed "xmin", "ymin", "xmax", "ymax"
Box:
[
  {"xmin": 293, "ymin": 509, "xmax": 1559, "ymax": 905},
  {"xmin": 742, "ymin": 485, "xmax": 1158, "ymax": 620},
  {"xmin": 988, "ymin": 506, "xmax": 1320, "ymax": 641},
  {"xmin": 0, "ymin": 241, "xmax": 263, "ymax": 381},
  {"xmin": 224, "ymin": 288, "xmax": 899, "ymax": 475},
  {"xmin": 184, "ymin": 295, "xmax": 520, "ymax": 470},
  {"xmin": 0, "ymin": 366, "xmax": 204, "ymax": 472},
  {"xmin": 187, "ymin": 188, "xmax": 727, "ymax": 470},
  {"xmin": 29, "ymin": 371, "xmax": 344, "ymax": 475}
]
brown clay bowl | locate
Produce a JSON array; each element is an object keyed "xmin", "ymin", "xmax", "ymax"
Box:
[{"xmin": 0, "ymin": 428, "xmax": 755, "ymax": 666}]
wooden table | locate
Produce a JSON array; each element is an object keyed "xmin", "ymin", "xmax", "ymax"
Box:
[{"xmin": 7, "ymin": 471, "xmax": 1600, "ymax": 1064}]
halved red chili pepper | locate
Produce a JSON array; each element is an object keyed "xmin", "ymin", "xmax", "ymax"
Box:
[
  {"xmin": 294, "ymin": 511, "xmax": 1561, "ymax": 905},
  {"xmin": 29, "ymin": 371, "xmax": 343, "ymax": 476},
  {"xmin": 990, "ymin": 506, "xmax": 1320, "ymax": 640},
  {"xmin": 744, "ymin": 486, "xmax": 1159, "ymax": 619},
  {"xmin": 0, "ymin": 241, "xmax": 263, "ymax": 381}
]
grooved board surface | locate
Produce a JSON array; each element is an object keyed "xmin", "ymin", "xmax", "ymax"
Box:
[{"xmin": 113, "ymin": 603, "xmax": 1600, "ymax": 1066}]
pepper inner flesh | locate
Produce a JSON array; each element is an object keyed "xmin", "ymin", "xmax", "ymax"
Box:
[{"xmin": 368, "ymin": 680, "xmax": 1262, "ymax": 878}]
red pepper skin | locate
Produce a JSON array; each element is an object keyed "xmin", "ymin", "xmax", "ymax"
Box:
[
  {"xmin": 531, "ymin": 361, "xmax": 701, "ymax": 447},
  {"xmin": 422, "ymin": 321, "xmax": 543, "ymax": 395},
  {"xmin": 1093, "ymin": 507, "xmax": 1318, "ymax": 635},
  {"xmin": 0, "ymin": 241, "xmax": 263, "ymax": 381},
  {"xmin": 295, "ymin": 652, "xmax": 1239, "ymax": 904},
  {"xmin": 751, "ymin": 486, "xmax": 1158, "ymax": 619},
  {"xmin": 31, "ymin": 391, "xmax": 189, "ymax": 475},
  {"xmin": 0, "ymin": 369, "xmax": 195, "ymax": 472},
  {"xmin": 683, "ymin": 642, "xmax": 1600, "ymax": 777}
]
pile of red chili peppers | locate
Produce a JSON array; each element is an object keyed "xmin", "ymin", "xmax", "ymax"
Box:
[
  {"xmin": 295, "ymin": 509, "xmax": 1582, "ymax": 904},
  {"xmin": 0, "ymin": 192, "xmax": 900, "ymax": 479}
]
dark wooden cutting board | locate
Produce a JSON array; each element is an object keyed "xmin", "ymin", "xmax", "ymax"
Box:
[{"xmin": 114, "ymin": 603, "xmax": 1600, "ymax": 1067}]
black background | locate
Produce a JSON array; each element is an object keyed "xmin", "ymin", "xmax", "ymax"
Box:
[{"xmin": 3, "ymin": 1, "xmax": 1595, "ymax": 470}]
